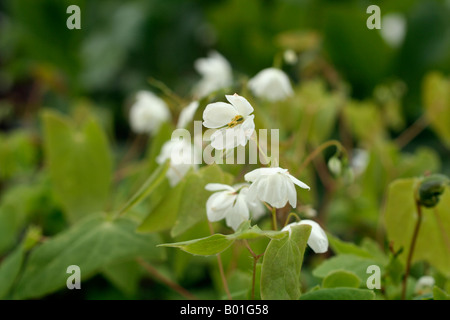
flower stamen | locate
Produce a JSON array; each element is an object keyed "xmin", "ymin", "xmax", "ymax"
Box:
[{"xmin": 227, "ymin": 115, "xmax": 244, "ymax": 128}]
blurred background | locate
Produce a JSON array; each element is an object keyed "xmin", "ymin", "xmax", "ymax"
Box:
[
  {"xmin": 1, "ymin": 0, "xmax": 450, "ymax": 137},
  {"xmin": 0, "ymin": 0, "xmax": 450, "ymax": 300}
]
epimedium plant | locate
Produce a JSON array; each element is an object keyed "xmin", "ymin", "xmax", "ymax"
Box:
[{"xmin": 0, "ymin": 49, "xmax": 450, "ymax": 301}]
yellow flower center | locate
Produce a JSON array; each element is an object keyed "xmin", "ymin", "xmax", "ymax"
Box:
[{"xmin": 227, "ymin": 115, "xmax": 244, "ymax": 128}]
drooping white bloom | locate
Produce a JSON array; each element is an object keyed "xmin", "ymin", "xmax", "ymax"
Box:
[
  {"xmin": 244, "ymin": 167, "xmax": 310, "ymax": 209},
  {"xmin": 205, "ymin": 183, "xmax": 266, "ymax": 231},
  {"xmin": 380, "ymin": 13, "xmax": 406, "ymax": 48},
  {"xmin": 194, "ymin": 51, "xmax": 232, "ymax": 98},
  {"xmin": 129, "ymin": 91, "xmax": 171, "ymax": 134},
  {"xmin": 282, "ymin": 220, "xmax": 328, "ymax": 253},
  {"xmin": 414, "ymin": 276, "xmax": 435, "ymax": 295},
  {"xmin": 203, "ymin": 94, "xmax": 255, "ymax": 150},
  {"xmin": 248, "ymin": 68, "xmax": 294, "ymax": 102},
  {"xmin": 283, "ymin": 49, "xmax": 298, "ymax": 65},
  {"xmin": 156, "ymin": 139, "xmax": 200, "ymax": 187},
  {"xmin": 177, "ymin": 101, "xmax": 199, "ymax": 128},
  {"xmin": 350, "ymin": 148, "xmax": 370, "ymax": 176}
]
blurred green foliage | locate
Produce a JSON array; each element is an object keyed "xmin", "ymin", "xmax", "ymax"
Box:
[{"xmin": 0, "ymin": 0, "xmax": 449, "ymax": 300}]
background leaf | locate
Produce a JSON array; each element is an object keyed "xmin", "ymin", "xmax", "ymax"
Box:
[
  {"xmin": 42, "ymin": 111, "xmax": 113, "ymax": 223},
  {"xmin": 322, "ymin": 270, "xmax": 361, "ymax": 289},
  {"xmin": 260, "ymin": 224, "xmax": 311, "ymax": 300},
  {"xmin": 14, "ymin": 215, "xmax": 164, "ymax": 299},
  {"xmin": 384, "ymin": 178, "xmax": 450, "ymax": 276}
]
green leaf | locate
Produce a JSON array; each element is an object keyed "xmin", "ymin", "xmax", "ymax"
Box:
[
  {"xmin": 42, "ymin": 110, "xmax": 113, "ymax": 223},
  {"xmin": 0, "ymin": 184, "xmax": 40, "ymax": 255},
  {"xmin": 137, "ymin": 175, "xmax": 186, "ymax": 233},
  {"xmin": 327, "ymin": 233, "xmax": 374, "ymax": 259},
  {"xmin": 313, "ymin": 254, "xmax": 382, "ymax": 282},
  {"xmin": 260, "ymin": 224, "xmax": 312, "ymax": 300},
  {"xmin": 384, "ymin": 178, "xmax": 450, "ymax": 276},
  {"xmin": 118, "ymin": 161, "xmax": 170, "ymax": 216},
  {"xmin": 171, "ymin": 165, "xmax": 233, "ymax": 237},
  {"xmin": 101, "ymin": 260, "xmax": 143, "ymax": 296},
  {"xmin": 433, "ymin": 286, "xmax": 450, "ymax": 300},
  {"xmin": 14, "ymin": 215, "xmax": 164, "ymax": 299},
  {"xmin": 300, "ymin": 288, "xmax": 375, "ymax": 300},
  {"xmin": 0, "ymin": 245, "xmax": 25, "ymax": 299},
  {"xmin": 322, "ymin": 270, "xmax": 361, "ymax": 288},
  {"xmin": 0, "ymin": 130, "xmax": 38, "ymax": 180},
  {"xmin": 231, "ymin": 222, "xmax": 287, "ymax": 240},
  {"xmin": 423, "ymin": 72, "xmax": 450, "ymax": 148},
  {"xmin": 138, "ymin": 164, "xmax": 233, "ymax": 236},
  {"xmin": 158, "ymin": 234, "xmax": 234, "ymax": 256}
]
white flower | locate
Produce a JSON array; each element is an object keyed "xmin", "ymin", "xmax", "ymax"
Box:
[
  {"xmin": 129, "ymin": 91, "xmax": 171, "ymax": 134},
  {"xmin": 350, "ymin": 148, "xmax": 369, "ymax": 176},
  {"xmin": 205, "ymin": 183, "xmax": 266, "ymax": 231},
  {"xmin": 380, "ymin": 13, "xmax": 406, "ymax": 48},
  {"xmin": 283, "ymin": 49, "xmax": 298, "ymax": 65},
  {"xmin": 203, "ymin": 94, "xmax": 255, "ymax": 150},
  {"xmin": 244, "ymin": 167, "xmax": 310, "ymax": 209},
  {"xmin": 177, "ymin": 101, "xmax": 199, "ymax": 128},
  {"xmin": 156, "ymin": 139, "xmax": 200, "ymax": 187},
  {"xmin": 282, "ymin": 220, "xmax": 328, "ymax": 253},
  {"xmin": 194, "ymin": 51, "xmax": 232, "ymax": 97},
  {"xmin": 248, "ymin": 68, "xmax": 294, "ymax": 102},
  {"xmin": 414, "ymin": 276, "xmax": 435, "ymax": 295}
]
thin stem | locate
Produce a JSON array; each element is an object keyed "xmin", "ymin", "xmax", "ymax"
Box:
[
  {"xmin": 271, "ymin": 207, "xmax": 278, "ymax": 231},
  {"xmin": 137, "ymin": 258, "xmax": 197, "ymax": 300},
  {"xmin": 395, "ymin": 115, "xmax": 429, "ymax": 149},
  {"xmin": 283, "ymin": 212, "xmax": 301, "ymax": 228},
  {"xmin": 243, "ymin": 240, "xmax": 264, "ymax": 300},
  {"xmin": 208, "ymin": 221, "xmax": 232, "ymax": 300},
  {"xmin": 401, "ymin": 199, "xmax": 423, "ymax": 300},
  {"xmin": 148, "ymin": 77, "xmax": 184, "ymax": 108},
  {"xmin": 297, "ymin": 140, "xmax": 346, "ymax": 175},
  {"xmin": 251, "ymin": 134, "xmax": 270, "ymax": 166}
]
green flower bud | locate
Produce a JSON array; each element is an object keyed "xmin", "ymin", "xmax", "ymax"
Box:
[
  {"xmin": 418, "ymin": 174, "xmax": 450, "ymax": 208},
  {"xmin": 328, "ymin": 156, "xmax": 342, "ymax": 177}
]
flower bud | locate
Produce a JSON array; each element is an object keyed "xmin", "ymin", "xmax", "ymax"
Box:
[
  {"xmin": 418, "ymin": 174, "xmax": 449, "ymax": 208},
  {"xmin": 327, "ymin": 156, "xmax": 342, "ymax": 177}
]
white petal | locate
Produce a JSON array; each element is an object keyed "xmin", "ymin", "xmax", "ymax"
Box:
[
  {"xmin": 206, "ymin": 192, "xmax": 235, "ymax": 222},
  {"xmin": 246, "ymin": 180, "xmax": 260, "ymax": 204},
  {"xmin": 244, "ymin": 167, "xmax": 286, "ymax": 182},
  {"xmin": 205, "ymin": 183, "xmax": 234, "ymax": 192},
  {"xmin": 286, "ymin": 179, "xmax": 297, "ymax": 208},
  {"xmin": 210, "ymin": 127, "xmax": 240, "ymax": 150},
  {"xmin": 194, "ymin": 51, "xmax": 232, "ymax": 97},
  {"xmin": 130, "ymin": 91, "xmax": 171, "ymax": 134},
  {"xmin": 177, "ymin": 101, "xmax": 199, "ymax": 128},
  {"xmin": 287, "ymin": 173, "xmax": 310, "ymax": 190},
  {"xmin": 299, "ymin": 220, "xmax": 328, "ymax": 253},
  {"xmin": 240, "ymin": 115, "xmax": 255, "ymax": 143},
  {"xmin": 203, "ymin": 102, "xmax": 238, "ymax": 128},
  {"xmin": 248, "ymin": 68, "xmax": 293, "ymax": 102},
  {"xmin": 225, "ymin": 194, "xmax": 250, "ymax": 231},
  {"xmin": 225, "ymin": 94, "xmax": 254, "ymax": 116},
  {"xmin": 281, "ymin": 220, "xmax": 328, "ymax": 254}
]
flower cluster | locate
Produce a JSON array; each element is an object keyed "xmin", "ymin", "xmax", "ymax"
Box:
[
  {"xmin": 129, "ymin": 52, "xmax": 328, "ymax": 254},
  {"xmin": 202, "ymin": 92, "xmax": 327, "ymax": 253}
]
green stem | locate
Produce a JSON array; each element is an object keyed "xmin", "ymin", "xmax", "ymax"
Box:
[
  {"xmin": 243, "ymin": 240, "xmax": 263, "ymax": 300},
  {"xmin": 148, "ymin": 77, "xmax": 184, "ymax": 109},
  {"xmin": 208, "ymin": 222, "xmax": 232, "ymax": 300},
  {"xmin": 283, "ymin": 212, "xmax": 301, "ymax": 228},
  {"xmin": 271, "ymin": 207, "xmax": 278, "ymax": 231},
  {"xmin": 251, "ymin": 134, "xmax": 271, "ymax": 166},
  {"xmin": 137, "ymin": 258, "xmax": 197, "ymax": 300},
  {"xmin": 401, "ymin": 198, "xmax": 423, "ymax": 300},
  {"xmin": 297, "ymin": 140, "xmax": 346, "ymax": 175}
]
